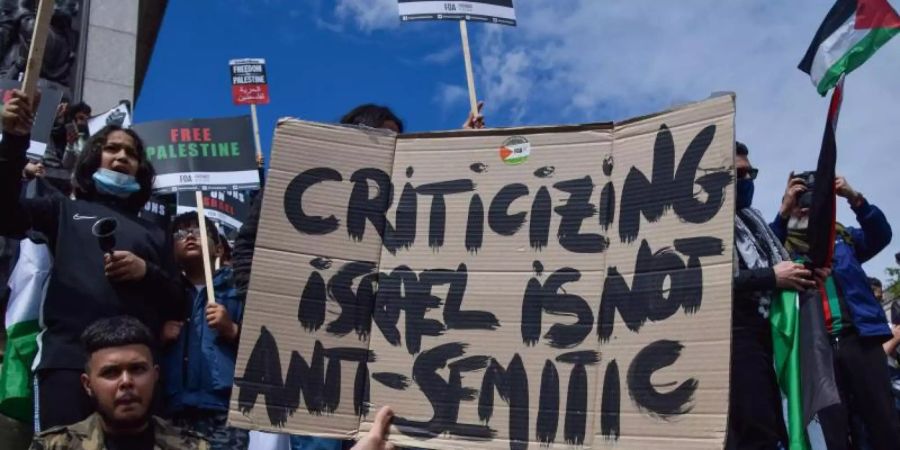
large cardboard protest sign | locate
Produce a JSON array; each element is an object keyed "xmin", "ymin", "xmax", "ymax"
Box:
[
  {"xmin": 0, "ymin": 79, "xmax": 64, "ymax": 160},
  {"xmin": 231, "ymin": 96, "xmax": 735, "ymax": 449},
  {"xmin": 399, "ymin": 0, "xmax": 516, "ymax": 26},
  {"xmin": 132, "ymin": 116, "xmax": 260, "ymax": 193}
]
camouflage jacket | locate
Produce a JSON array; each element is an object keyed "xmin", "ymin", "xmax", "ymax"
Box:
[{"xmin": 30, "ymin": 413, "xmax": 210, "ymax": 450}]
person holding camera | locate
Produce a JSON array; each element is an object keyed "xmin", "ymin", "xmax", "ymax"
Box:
[
  {"xmin": 0, "ymin": 90, "xmax": 183, "ymax": 431},
  {"xmin": 771, "ymin": 172, "xmax": 898, "ymax": 450}
]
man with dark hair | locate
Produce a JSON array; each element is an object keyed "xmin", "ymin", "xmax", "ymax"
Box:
[
  {"xmin": 0, "ymin": 90, "xmax": 182, "ymax": 429},
  {"xmin": 29, "ymin": 316, "xmax": 209, "ymax": 450},
  {"xmin": 727, "ymin": 142, "xmax": 815, "ymax": 449},
  {"xmin": 161, "ymin": 212, "xmax": 246, "ymax": 450},
  {"xmin": 339, "ymin": 104, "xmax": 404, "ymax": 133},
  {"xmin": 773, "ymin": 172, "xmax": 898, "ymax": 449}
]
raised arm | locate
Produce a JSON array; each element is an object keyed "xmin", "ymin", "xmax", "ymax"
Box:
[{"xmin": 0, "ymin": 90, "xmax": 60, "ymax": 240}]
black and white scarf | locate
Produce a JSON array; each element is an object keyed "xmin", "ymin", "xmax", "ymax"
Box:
[{"xmin": 734, "ymin": 207, "xmax": 790, "ymax": 318}]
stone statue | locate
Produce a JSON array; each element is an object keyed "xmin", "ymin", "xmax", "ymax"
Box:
[{"xmin": 0, "ymin": 0, "xmax": 80, "ymax": 87}]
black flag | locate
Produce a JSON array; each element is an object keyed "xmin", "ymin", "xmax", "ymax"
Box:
[{"xmin": 806, "ymin": 75, "xmax": 844, "ymax": 269}]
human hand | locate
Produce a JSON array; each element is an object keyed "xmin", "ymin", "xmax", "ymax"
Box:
[
  {"xmin": 774, "ymin": 261, "xmax": 815, "ymax": 291},
  {"xmin": 104, "ymin": 250, "xmax": 147, "ymax": 282},
  {"xmin": 352, "ymin": 406, "xmax": 396, "ymax": 450},
  {"xmin": 834, "ymin": 176, "xmax": 859, "ymax": 201},
  {"xmin": 55, "ymin": 102, "xmax": 67, "ymax": 120},
  {"xmin": 813, "ymin": 267, "xmax": 831, "ymax": 287},
  {"xmin": 161, "ymin": 321, "xmax": 184, "ymax": 344},
  {"xmin": 779, "ymin": 173, "xmax": 806, "ymax": 218},
  {"xmin": 462, "ymin": 101, "xmax": 485, "ymax": 129},
  {"xmin": 66, "ymin": 124, "xmax": 78, "ymax": 144},
  {"xmin": 2, "ymin": 89, "xmax": 35, "ymax": 136},
  {"xmin": 206, "ymin": 302, "xmax": 238, "ymax": 340},
  {"xmin": 892, "ymin": 325, "xmax": 900, "ymax": 341},
  {"xmin": 23, "ymin": 161, "xmax": 44, "ymax": 178}
]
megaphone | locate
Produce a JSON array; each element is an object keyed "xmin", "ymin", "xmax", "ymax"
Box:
[{"xmin": 91, "ymin": 217, "xmax": 118, "ymax": 255}]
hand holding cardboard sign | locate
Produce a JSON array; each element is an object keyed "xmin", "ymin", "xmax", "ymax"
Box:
[{"xmin": 353, "ymin": 406, "xmax": 395, "ymax": 450}]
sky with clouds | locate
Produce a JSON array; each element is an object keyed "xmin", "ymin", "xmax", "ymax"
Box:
[{"xmin": 138, "ymin": 0, "xmax": 900, "ymax": 281}]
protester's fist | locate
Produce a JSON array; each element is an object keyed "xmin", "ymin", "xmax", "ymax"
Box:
[
  {"xmin": 774, "ymin": 261, "xmax": 815, "ymax": 291},
  {"xmin": 353, "ymin": 406, "xmax": 396, "ymax": 450},
  {"xmin": 779, "ymin": 173, "xmax": 807, "ymax": 218},
  {"xmin": 2, "ymin": 89, "xmax": 35, "ymax": 136},
  {"xmin": 462, "ymin": 101, "xmax": 485, "ymax": 129},
  {"xmin": 104, "ymin": 250, "xmax": 147, "ymax": 282},
  {"xmin": 23, "ymin": 161, "xmax": 44, "ymax": 178},
  {"xmin": 161, "ymin": 320, "xmax": 184, "ymax": 344},
  {"xmin": 206, "ymin": 302, "xmax": 238, "ymax": 340}
]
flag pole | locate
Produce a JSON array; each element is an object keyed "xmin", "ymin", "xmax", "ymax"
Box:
[
  {"xmin": 21, "ymin": 0, "xmax": 54, "ymax": 98},
  {"xmin": 194, "ymin": 191, "xmax": 216, "ymax": 305},
  {"xmin": 250, "ymin": 103, "xmax": 263, "ymax": 167},
  {"xmin": 459, "ymin": 20, "xmax": 479, "ymax": 117}
]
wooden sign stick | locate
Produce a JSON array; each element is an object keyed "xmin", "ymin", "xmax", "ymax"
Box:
[
  {"xmin": 22, "ymin": 0, "xmax": 55, "ymax": 99},
  {"xmin": 459, "ymin": 20, "xmax": 479, "ymax": 117},
  {"xmin": 195, "ymin": 191, "xmax": 217, "ymax": 305},
  {"xmin": 251, "ymin": 103, "xmax": 264, "ymax": 167}
]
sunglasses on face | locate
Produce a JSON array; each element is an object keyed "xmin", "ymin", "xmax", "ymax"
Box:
[
  {"xmin": 737, "ymin": 167, "xmax": 758, "ymax": 180},
  {"xmin": 173, "ymin": 227, "xmax": 201, "ymax": 241}
]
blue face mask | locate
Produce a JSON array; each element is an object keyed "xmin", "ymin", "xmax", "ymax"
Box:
[
  {"xmin": 736, "ymin": 178, "xmax": 754, "ymax": 210},
  {"xmin": 93, "ymin": 168, "xmax": 140, "ymax": 198}
]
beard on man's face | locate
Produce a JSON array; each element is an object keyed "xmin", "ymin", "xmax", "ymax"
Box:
[{"xmin": 91, "ymin": 392, "xmax": 151, "ymax": 432}]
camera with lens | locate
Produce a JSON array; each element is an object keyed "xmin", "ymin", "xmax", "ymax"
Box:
[{"xmin": 794, "ymin": 171, "xmax": 816, "ymax": 208}]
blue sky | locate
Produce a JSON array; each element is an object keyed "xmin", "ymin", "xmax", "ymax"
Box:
[
  {"xmin": 137, "ymin": 0, "xmax": 497, "ymax": 158},
  {"xmin": 137, "ymin": 0, "xmax": 900, "ymax": 280}
]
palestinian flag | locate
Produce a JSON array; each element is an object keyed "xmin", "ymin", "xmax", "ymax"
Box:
[
  {"xmin": 0, "ymin": 239, "xmax": 51, "ymax": 422},
  {"xmin": 499, "ymin": 136, "xmax": 530, "ymax": 165},
  {"xmin": 799, "ymin": 0, "xmax": 900, "ymax": 95}
]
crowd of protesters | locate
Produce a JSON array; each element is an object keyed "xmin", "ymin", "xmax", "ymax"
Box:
[
  {"xmin": 731, "ymin": 143, "xmax": 898, "ymax": 449},
  {"xmin": 0, "ymin": 84, "xmax": 897, "ymax": 450},
  {"xmin": 0, "ymin": 90, "xmax": 405, "ymax": 450}
]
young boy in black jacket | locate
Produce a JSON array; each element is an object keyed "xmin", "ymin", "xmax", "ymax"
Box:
[{"xmin": 0, "ymin": 90, "xmax": 182, "ymax": 430}]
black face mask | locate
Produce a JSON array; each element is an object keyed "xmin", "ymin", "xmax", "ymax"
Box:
[{"xmin": 736, "ymin": 178, "xmax": 754, "ymax": 210}]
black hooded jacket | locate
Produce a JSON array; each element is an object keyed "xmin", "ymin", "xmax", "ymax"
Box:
[{"xmin": 0, "ymin": 133, "xmax": 182, "ymax": 370}]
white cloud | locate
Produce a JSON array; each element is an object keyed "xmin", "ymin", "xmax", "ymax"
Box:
[
  {"xmin": 334, "ymin": 0, "xmax": 399, "ymax": 32},
  {"xmin": 433, "ymin": 83, "xmax": 469, "ymax": 110},
  {"xmin": 471, "ymin": 0, "xmax": 900, "ymax": 279},
  {"xmin": 315, "ymin": 17, "xmax": 345, "ymax": 33},
  {"xmin": 332, "ymin": 0, "xmax": 900, "ymax": 278},
  {"xmin": 423, "ymin": 46, "xmax": 460, "ymax": 64}
]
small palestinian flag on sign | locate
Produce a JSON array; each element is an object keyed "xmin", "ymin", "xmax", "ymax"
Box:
[
  {"xmin": 799, "ymin": 0, "xmax": 900, "ymax": 95},
  {"xmin": 499, "ymin": 136, "xmax": 530, "ymax": 165}
]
